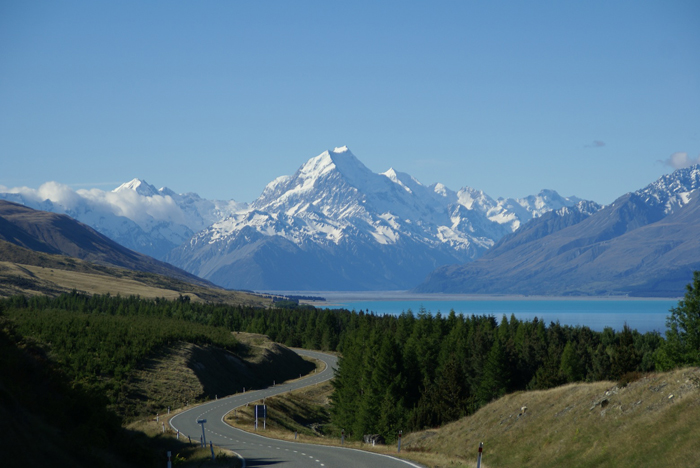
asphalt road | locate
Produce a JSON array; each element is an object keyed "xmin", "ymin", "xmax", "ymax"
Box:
[{"xmin": 169, "ymin": 349, "xmax": 424, "ymax": 468}]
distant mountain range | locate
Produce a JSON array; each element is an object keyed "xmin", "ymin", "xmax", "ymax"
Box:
[
  {"xmin": 2, "ymin": 149, "xmax": 698, "ymax": 296},
  {"xmin": 415, "ymin": 165, "xmax": 700, "ymax": 297},
  {"xmin": 166, "ymin": 147, "xmax": 583, "ymax": 290}
]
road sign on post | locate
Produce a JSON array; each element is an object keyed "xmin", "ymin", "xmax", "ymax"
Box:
[
  {"xmin": 255, "ymin": 405, "xmax": 266, "ymax": 431},
  {"xmin": 197, "ymin": 419, "xmax": 207, "ymax": 447}
]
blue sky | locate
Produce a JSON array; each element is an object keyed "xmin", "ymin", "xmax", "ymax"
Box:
[{"xmin": 1, "ymin": 1, "xmax": 698, "ymax": 205}]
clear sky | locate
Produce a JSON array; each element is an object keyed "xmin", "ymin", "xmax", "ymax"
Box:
[{"xmin": 1, "ymin": 1, "xmax": 698, "ymax": 205}]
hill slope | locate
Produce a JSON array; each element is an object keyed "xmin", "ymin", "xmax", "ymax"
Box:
[
  {"xmin": 0, "ymin": 199, "xmax": 223, "ymax": 289},
  {"xmin": 402, "ymin": 367, "xmax": 700, "ymax": 468},
  {"xmin": 0, "ymin": 239, "xmax": 268, "ymax": 306}
]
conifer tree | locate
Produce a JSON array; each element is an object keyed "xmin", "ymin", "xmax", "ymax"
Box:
[
  {"xmin": 477, "ymin": 338, "xmax": 509, "ymax": 405},
  {"xmin": 656, "ymin": 271, "xmax": 700, "ymax": 369}
]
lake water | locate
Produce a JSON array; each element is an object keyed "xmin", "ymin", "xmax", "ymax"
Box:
[{"xmin": 292, "ymin": 291, "xmax": 679, "ymax": 334}]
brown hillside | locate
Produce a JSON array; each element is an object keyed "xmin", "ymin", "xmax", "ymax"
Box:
[
  {"xmin": 0, "ymin": 240, "xmax": 269, "ymax": 306},
  {"xmin": 0, "ymin": 200, "xmax": 213, "ymax": 287}
]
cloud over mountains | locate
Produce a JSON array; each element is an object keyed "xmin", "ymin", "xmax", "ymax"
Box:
[
  {"xmin": 0, "ymin": 179, "xmax": 243, "ymax": 259},
  {"xmin": 662, "ymin": 152, "xmax": 700, "ymax": 170}
]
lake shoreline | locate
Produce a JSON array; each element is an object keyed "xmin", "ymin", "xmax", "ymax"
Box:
[{"xmin": 260, "ymin": 290, "xmax": 681, "ymax": 305}]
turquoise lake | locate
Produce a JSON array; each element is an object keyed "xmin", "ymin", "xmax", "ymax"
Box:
[{"xmin": 300, "ymin": 292, "xmax": 679, "ymax": 333}]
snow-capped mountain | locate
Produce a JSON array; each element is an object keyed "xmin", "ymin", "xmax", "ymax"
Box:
[
  {"xmin": 166, "ymin": 147, "xmax": 585, "ymax": 290},
  {"xmin": 0, "ymin": 179, "xmax": 244, "ymax": 259},
  {"xmin": 416, "ymin": 164, "xmax": 700, "ymax": 297},
  {"xmin": 634, "ymin": 164, "xmax": 700, "ymax": 214}
]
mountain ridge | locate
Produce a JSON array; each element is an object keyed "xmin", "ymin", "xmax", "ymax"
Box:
[{"xmin": 415, "ymin": 164, "xmax": 700, "ymax": 297}]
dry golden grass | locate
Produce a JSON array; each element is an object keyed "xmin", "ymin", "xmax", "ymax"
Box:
[
  {"xmin": 0, "ymin": 258, "xmax": 269, "ymax": 307},
  {"xmin": 0, "ymin": 239, "xmax": 270, "ymax": 306},
  {"xmin": 403, "ymin": 367, "xmax": 700, "ymax": 468},
  {"xmin": 2, "ymin": 262, "xmax": 187, "ymax": 299}
]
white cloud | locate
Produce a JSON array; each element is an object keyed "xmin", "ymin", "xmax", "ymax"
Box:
[
  {"xmin": 661, "ymin": 152, "xmax": 700, "ymax": 170},
  {"xmin": 37, "ymin": 181, "xmax": 84, "ymax": 209},
  {"xmin": 2, "ymin": 181, "xmax": 186, "ymax": 228}
]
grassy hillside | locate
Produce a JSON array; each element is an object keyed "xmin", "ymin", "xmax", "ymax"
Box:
[
  {"xmin": 0, "ymin": 240, "xmax": 270, "ymax": 306},
  {"xmin": 117, "ymin": 333, "xmax": 316, "ymax": 420},
  {"xmin": 402, "ymin": 367, "xmax": 700, "ymax": 468}
]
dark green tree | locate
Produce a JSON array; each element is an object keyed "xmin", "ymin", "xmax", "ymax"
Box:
[
  {"xmin": 656, "ymin": 271, "xmax": 700, "ymax": 370},
  {"xmin": 559, "ymin": 341, "xmax": 584, "ymax": 382},
  {"xmin": 477, "ymin": 339, "xmax": 509, "ymax": 404},
  {"xmin": 610, "ymin": 324, "xmax": 640, "ymax": 379}
]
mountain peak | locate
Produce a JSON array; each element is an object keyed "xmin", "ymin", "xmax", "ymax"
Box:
[
  {"xmin": 297, "ymin": 146, "xmax": 372, "ymax": 184},
  {"xmin": 383, "ymin": 167, "xmax": 399, "ymax": 180},
  {"xmin": 113, "ymin": 178, "xmax": 159, "ymax": 197},
  {"xmin": 382, "ymin": 167, "xmax": 426, "ymax": 195}
]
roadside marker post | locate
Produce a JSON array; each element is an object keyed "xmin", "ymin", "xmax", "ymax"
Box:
[
  {"xmin": 398, "ymin": 430, "xmax": 402, "ymax": 453},
  {"xmin": 210, "ymin": 441, "xmax": 215, "ymax": 462},
  {"xmin": 476, "ymin": 442, "xmax": 484, "ymax": 468},
  {"xmin": 167, "ymin": 451, "xmax": 172, "ymax": 468},
  {"xmin": 341, "ymin": 429, "xmax": 345, "ymax": 445}
]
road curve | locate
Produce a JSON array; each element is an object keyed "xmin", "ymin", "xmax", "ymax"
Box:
[{"xmin": 170, "ymin": 349, "xmax": 423, "ymax": 468}]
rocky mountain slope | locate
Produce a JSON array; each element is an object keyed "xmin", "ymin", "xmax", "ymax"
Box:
[
  {"xmin": 416, "ymin": 164, "xmax": 700, "ymax": 297},
  {"xmin": 167, "ymin": 147, "xmax": 583, "ymax": 290}
]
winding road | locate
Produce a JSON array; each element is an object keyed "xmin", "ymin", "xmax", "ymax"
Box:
[{"xmin": 170, "ymin": 349, "xmax": 423, "ymax": 467}]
